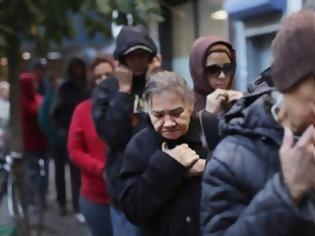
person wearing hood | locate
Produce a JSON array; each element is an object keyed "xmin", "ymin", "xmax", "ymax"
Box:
[
  {"xmin": 189, "ymin": 36, "xmax": 243, "ymax": 153},
  {"xmin": 51, "ymin": 57, "xmax": 90, "ymax": 217},
  {"xmin": 92, "ymin": 25, "xmax": 158, "ymax": 236},
  {"xmin": 200, "ymin": 11, "xmax": 315, "ymax": 236},
  {"xmin": 31, "ymin": 61, "xmax": 47, "ymax": 96},
  {"xmin": 20, "ymin": 73, "xmax": 48, "ymax": 211},
  {"xmin": 189, "ymin": 36, "xmax": 243, "ymax": 115}
]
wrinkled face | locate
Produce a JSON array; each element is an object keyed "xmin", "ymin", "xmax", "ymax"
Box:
[
  {"xmin": 205, "ymin": 44, "xmax": 233, "ymax": 90},
  {"xmin": 282, "ymin": 76, "xmax": 315, "ymax": 134},
  {"xmin": 93, "ymin": 62, "xmax": 113, "ymax": 85},
  {"xmin": 125, "ymin": 49, "xmax": 151, "ymax": 76},
  {"xmin": 149, "ymin": 90, "xmax": 193, "ymax": 140}
]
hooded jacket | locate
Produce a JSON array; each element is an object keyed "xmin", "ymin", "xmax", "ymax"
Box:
[
  {"xmin": 189, "ymin": 36, "xmax": 235, "ymax": 113},
  {"xmin": 114, "ymin": 25, "xmax": 157, "ymax": 64},
  {"xmin": 92, "ymin": 76, "xmax": 148, "ymax": 207},
  {"xmin": 113, "ymin": 25, "xmax": 158, "ymax": 97},
  {"xmin": 20, "ymin": 73, "xmax": 47, "ymax": 151},
  {"xmin": 200, "ymin": 89, "xmax": 315, "ymax": 236},
  {"xmin": 92, "ymin": 29, "xmax": 157, "ymax": 207},
  {"xmin": 51, "ymin": 58, "xmax": 90, "ymax": 145}
]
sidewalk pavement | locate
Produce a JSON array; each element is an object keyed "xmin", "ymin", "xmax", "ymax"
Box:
[{"xmin": 0, "ymin": 161, "xmax": 91, "ymax": 236}]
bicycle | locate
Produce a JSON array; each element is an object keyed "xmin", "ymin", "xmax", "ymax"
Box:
[
  {"xmin": 0, "ymin": 149, "xmax": 47, "ymax": 236},
  {"xmin": 0, "ymin": 151, "xmax": 28, "ymax": 236}
]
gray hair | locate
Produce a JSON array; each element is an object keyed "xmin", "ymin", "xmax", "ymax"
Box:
[{"xmin": 144, "ymin": 70, "xmax": 194, "ymax": 110}]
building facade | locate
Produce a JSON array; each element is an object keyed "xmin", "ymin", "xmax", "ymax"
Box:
[{"xmin": 159, "ymin": 0, "xmax": 305, "ymax": 90}]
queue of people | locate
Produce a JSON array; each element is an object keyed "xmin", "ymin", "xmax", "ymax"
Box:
[{"xmin": 8, "ymin": 6, "xmax": 315, "ymax": 236}]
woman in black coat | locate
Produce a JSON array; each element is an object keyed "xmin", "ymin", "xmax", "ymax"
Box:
[{"xmin": 119, "ymin": 71, "xmax": 208, "ymax": 236}]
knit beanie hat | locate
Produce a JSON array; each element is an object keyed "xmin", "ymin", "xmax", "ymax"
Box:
[{"xmin": 271, "ymin": 10, "xmax": 315, "ymax": 91}]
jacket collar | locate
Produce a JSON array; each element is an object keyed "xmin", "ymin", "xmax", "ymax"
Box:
[{"xmin": 146, "ymin": 116, "xmax": 201, "ymax": 149}]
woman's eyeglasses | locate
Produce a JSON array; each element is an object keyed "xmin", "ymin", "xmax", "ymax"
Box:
[{"xmin": 204, "ymin": 63, "xmax": 234, "ymax": 78}]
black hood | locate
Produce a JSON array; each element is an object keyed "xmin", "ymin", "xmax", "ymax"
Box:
[
  {"xmin": 66, "ymin": 57, "xmax": 87, "ymax": 84},
  {"xmin": 220, "ymin": 89, "xmax": 284, "ymax": 146},
  {"xmin": 114, "ymin": 25, "xmax": 158, "ymax": 64}
]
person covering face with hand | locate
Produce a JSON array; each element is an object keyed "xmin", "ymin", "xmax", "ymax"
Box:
[
  {"xmin": 92, "ymin": 25, "xmax": 159, "ymax": 236},
  {"xmin": 189, "ymin": 36, "xmax": 243, "ymax": 115},
  {"xmin": 200, "ymin": 10, "xmax": 315, "ymax": 236}
]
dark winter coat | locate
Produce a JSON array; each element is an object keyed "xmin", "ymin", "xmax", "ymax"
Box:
[
  {"xmin": 51, "ymin": 79, "xmax": 90, "ymax": 146},
  {"xmin": 119, "ymin": 118, "xmax": 207, "ymax": 236},
  {"xmin": 92, "ymin": 76, "xmax": 147, "ymax": 207},
  {"xmin": 38, "ymin": 79, "xmax": 61, "ymax": 147},
  {"xmin": 20, "ymin": 73, "xmax": 47, "ymax": 151},
  {"xmin": 200, "ymin": 89, "xmax": 315, "ymax": 236}
]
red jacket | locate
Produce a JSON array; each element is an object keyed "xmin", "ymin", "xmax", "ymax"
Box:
[
  {"xmin": 20, "ymin": 73, "xmax": 47, "ymax": 151},
  {"xmin": 68, "ymin": 99, "xmax": 110, "ymax": 204}
]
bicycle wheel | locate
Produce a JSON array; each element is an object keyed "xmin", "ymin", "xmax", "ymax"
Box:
[
  {"xmin": 7, "ymin": 163, "xmax": 30, "ymax": 236},
  {"xmin": 0, "ymin": 168, "xmax": 8, "ymax": 205},
  {"xmin": 25, "ymin": 157, "xmax": 47, "ymax": 236}
]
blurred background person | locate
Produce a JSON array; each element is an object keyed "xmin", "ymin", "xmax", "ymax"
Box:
[
  {"xmin": 38, "ymin": 72, "xmax": 61, "ymax": 163},
  {"xmin": 31, "ymin": 61, "xmax": 47, "ymax": 96},
  {"xmin": 20, "ymin": 72, "xmax": 48, "ymax": 213},
  {"xmin": 68, "ymin": 57, "xmax": 114, "ymax": 236},
  {"xmin": 51, "ymin": 57, "xmax": 90, "ymax": 220}
]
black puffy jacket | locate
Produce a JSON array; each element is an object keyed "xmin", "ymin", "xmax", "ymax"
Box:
[
  {"xmin": 92, "ymin": 76, "xmax": 147, "ymax": 208},
  {"xmin": 201, "ymin": 89, "xmax": 315, "ymax": 236}
]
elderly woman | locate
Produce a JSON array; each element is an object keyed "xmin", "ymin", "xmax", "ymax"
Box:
[{"xmin": 118, "ymin": 71, "xmax": 207, "ymax": 236}]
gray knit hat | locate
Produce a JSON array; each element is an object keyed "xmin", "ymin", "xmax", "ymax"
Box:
[{"xmin": 271, "ymin": 10, "xmax": 315, "ymax": 91}]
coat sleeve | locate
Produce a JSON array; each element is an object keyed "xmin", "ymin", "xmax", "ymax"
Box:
[
  {"xmin": 199, "ymin": 110, "xmax": 220, "ymax": 152},
  {"xmin": 68, "ymin": 104, "xmax": 104, "ymax": 177},
  {"xmin": 119, "ymin": 136, "xmax": 188, "ymax": 225},
  {"xmin": 200, "ymin": 138, "xmax": 315, "ymax": 236},
  {"xmin": 51, "ymin": 83, "xmax": 66, "ymax": 129},
  {"xmin": 92, "ymin": 76, "xmax": 134, "ymax": 149}
]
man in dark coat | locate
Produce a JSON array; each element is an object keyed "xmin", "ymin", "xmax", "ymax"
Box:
[
  {"xmin": 92, "ymin": 25, "xmax": 158, "ymax": 235},
  {"xmin": 119, "ymin": 71, "xmax": 207, "ymax": 236},
  {"xmin": 51, "ymin": 57, "xmax": 90, "ymax": 216},
  {"xmin": 200, "ymin": 10, "xmax": 315, "ymax": 236}
]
